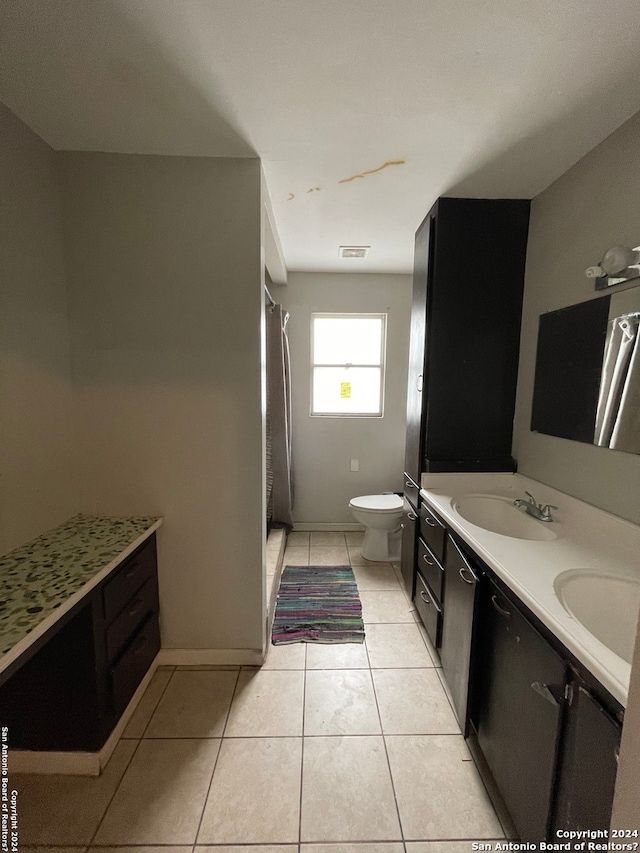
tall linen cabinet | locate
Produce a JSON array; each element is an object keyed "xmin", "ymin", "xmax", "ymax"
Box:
[{"xmin": 400, "ymin": 197, "xmax": 530, "ymax": 599}]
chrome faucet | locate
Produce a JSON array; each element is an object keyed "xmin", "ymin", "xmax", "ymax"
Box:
[{"xmin": 514, "ymin": 491, "xmax": 558, "ymax": 523}]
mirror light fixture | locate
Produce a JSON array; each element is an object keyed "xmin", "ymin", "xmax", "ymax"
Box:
[{"xmin": 586, "ymin": 244, "xmax": 640, "ymax": 290}]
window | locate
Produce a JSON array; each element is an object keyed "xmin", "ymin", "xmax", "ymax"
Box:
[{"xmin": 310, "ymin": 313, "xmax": 387, "ymax": 417}]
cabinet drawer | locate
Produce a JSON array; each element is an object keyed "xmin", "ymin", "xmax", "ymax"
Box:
[
  {"xmin": 414, "ymin": 572, "xmax": 441, "ymax": 649},
  {"xmin": 106, "ymin": 575, "xmax": 158, "ymax": 663},
  {"xmin": 104, "ymin": 537, "xmax": 156, "ymax": 624},
  {"xmin": 403, "ymin": 474, "xmax": 420, "ymax": 512},
  {"xmin": 111, "ymin": 613, "xmax": 160, "ymax": 718},
  {"xmin": 419, "ymin": 503, "xmax": 446, "ymax": 562},
  {"xmin": 400, "ymin": 498, "xmax": 418, "ymax": 599},
  {"xmin": 417, "ymin": 537, "xmax": 444, "ymax": 604}
]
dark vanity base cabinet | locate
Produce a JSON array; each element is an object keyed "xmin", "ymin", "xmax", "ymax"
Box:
[
  {"xmin": 0, "ymin": 602, "xmax": 106, "ymax": 751},
  {"xmin": 477, "ymin": 576, "xmax": 567, "ymax": 841},
  {"xmin": 552, "ymin": 682, "xmax": 621, "ymax": 833},
  {"xmin": 0, "ymin": 535, "xmax": 160, "ymax": 752},
  {"xmin": 439, "ymin": 536, "xmax": 479, "ymax": 735},
  {"xmin": 400, "ymin": 474, "xmax": 420, "ymax": 598},
  {"xmin": 413, "ymin": 509, "xmax": 447, "ymax": 651},
  {"xmin": 413, "ymin": 501, "xmax": 624, "ymax": 839}
]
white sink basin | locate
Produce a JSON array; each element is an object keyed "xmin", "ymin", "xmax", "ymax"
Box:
[
  {"xmin": 554, "ymin": 570, "xmax": 640, "ymax": 664},
  {"xmin": 453, "ymin": 494, "xmax": 558, "ymax": 541}
]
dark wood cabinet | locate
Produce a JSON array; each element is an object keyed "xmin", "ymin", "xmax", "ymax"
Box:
[
  {"xmin": 406, "ymin": 197, "xmax": 530, "ymax": 474},
  {"xmin": 414, "ymin": 527, "xmax": 446, "ymax": 652},
  {"xmin": 414, "ymin": 570, "xmax": 441, "ymax": 649},
  {"xmin": 477, "ymin": 575, "xmax": 567, "ymax": 841},
  {"xmin": 400, "ymin": 495, "xmax": 418, "ymax": 598},
  {"xmin": 404, "ymin": 214, "xmax": 432, "ymax": 485},
  {"xmin": 440, "ymin": 535, "xmax": 480, "ymax": 734},
  {"xmin": 417, "ymin": 536, "xmax": 444, "ymax": 603},
  {"xmin": 414, "ymin": 497, "xmax": 624, "ymax": 838},
  {"xmin": 0, "ymin": 534, "xmax": 160, "ymax": 753},
  {"xmin": 552, "ymin": 681, "xmax": 622, "ymax": 832},
  {"xmin": 403, "ymin": 197, "xmax": 530, "ymax": 629},
  {"xmin": 419, "ymin": 502, "xmax": 446, "ymax": 562}
]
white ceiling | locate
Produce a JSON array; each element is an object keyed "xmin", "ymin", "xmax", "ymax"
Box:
[{"xmin": 2, "ymin": 0, "xmax": 640, "ymax": 274}]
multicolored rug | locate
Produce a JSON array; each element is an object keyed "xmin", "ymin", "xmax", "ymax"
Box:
[{"xmin": 272, "ymin": 565, "xmax": 365, "ymax": 644}]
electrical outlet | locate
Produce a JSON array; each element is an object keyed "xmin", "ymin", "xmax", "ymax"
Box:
[{"xmin": 350, "ymin": 458, "xmax": 359, "ymax": 472}]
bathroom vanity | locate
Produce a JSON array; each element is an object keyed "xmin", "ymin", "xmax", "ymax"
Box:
[
  {"xmin": 0, "ymin": 514, "xmax": 162, "ymax": 768},
  {"xmin": 414, "ymin": 473, "xmax": 638, "ymax": 839}
]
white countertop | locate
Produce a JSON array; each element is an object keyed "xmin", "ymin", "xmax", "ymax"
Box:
[{"xmin": 419, "ymin": 472, "xmax": 640, "ymax": 707}]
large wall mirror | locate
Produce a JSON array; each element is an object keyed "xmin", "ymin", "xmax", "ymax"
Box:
[{"xmin": 531, "ymin": 287, "xmax": 640, "ymax": 455}]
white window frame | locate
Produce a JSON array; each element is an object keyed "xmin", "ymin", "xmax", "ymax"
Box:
[{"xmin": 310, "ymin": 312, "xmax": 387, "ymax": 418}]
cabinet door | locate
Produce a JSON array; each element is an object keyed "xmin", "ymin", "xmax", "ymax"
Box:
[
  {"xmin": 477, "ymin": 580, "xmax": 566, "ymax": 841},
  {"xmin": 399, "ymin": 497, "xmax": 418, "ymax": 598},
  {"xmin": 552, "ymin": 683, "xmax": 621, "ymax": 832},
  {"xmin": 422, "ymin": 198, "xmax": 529, "ymax": 470},
  {"xmin": 404, "ymin": 214, "xmax": 432, "ymax": 483},
  {"xmin": 440, "ymin": 537, "xmax": 479, "ymax": 734}
]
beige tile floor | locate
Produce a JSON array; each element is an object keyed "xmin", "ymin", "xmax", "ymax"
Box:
[{"xmin": 15, "ymin": 530, "xmax": 507, "ymax": 851}]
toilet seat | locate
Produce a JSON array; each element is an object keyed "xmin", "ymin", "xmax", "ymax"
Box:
[{"xmin": 349, "ymin": 494, "xmax": 403, "ymax": 513}]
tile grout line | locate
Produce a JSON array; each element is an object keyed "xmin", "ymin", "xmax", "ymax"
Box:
[
  {"xmin": 85, "ymin": 738, "xmax": 140, "ymax": 848},
  {"xmin": 139, "ymin": 664, "xmax": 177, "ymax": 739},
  {"xmin": 359, "ymin": 551, "xmax": 404, "ymax": 844},
  {"xmin": 368, "ymin": 633, "xmax": 405, "ymax": 843},
  {"xmin": 85, "ymin": 665, "xmax": 179, "ymax": 848},
  {"xmin": 298, "ymin": 639, "xmax": 307, "ymax": 846},
  {"xmin": 191, "ymin": 664, "xmax": 242, "ymax": 846}
]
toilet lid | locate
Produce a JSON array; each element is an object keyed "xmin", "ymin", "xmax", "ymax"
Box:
[{"xmin": 350, "ymin": 494, "xmax": 403, "ymax": 512}]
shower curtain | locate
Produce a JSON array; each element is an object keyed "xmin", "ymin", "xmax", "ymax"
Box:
[
  {"xmin": 594, "ymin": 312, "xmax": 640, "ymax": 454},
  {"xmin": 266, "ymin": 303, "xmax": 294, "ymax": 526}
]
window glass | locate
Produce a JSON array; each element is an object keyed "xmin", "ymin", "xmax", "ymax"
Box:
[
  {"xmin": 313, "ymin": 316, "xmax": 383, "ymax": 365},
  {"xmin": 310, "ymin": 313, "xmax": 386, "ymax": 417}
]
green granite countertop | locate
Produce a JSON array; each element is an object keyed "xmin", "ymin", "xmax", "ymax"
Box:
[{"xmin": 0, "ymin": 514, "xmax": 161, "ymax": 659}]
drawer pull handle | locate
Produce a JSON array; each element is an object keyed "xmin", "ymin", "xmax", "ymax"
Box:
[
  {"xmin": 405, "ymin": 481, "xmax": 415, "ymax": 489},
  {"xmin": 422, "ymin": 553, "xmax": 434, "ymax": 566},
  {"xmin": 133, "ymin": 635, "xmax": 149, "ymax": 656},
  {"xmin": 125, "ymin": 561, "xmax": 141, "ymax": 579},
  {"xmin": 614, "ymin": 746, "xmax": 620, "ymax": 765},
  {"xmin": 419, "ymin": 590, "xmax": 431, "ymax": 605},
  {"xmin": 424, "ymin": 517, "xmax": 437, "ymax": 527},
  {"xmin": 491, "ymin": 594, "xmax": 511, "ymax": 618},
  {"xmin": 128, "ymin": 598, "xmax": 144, "ymax": 618},
  {"xmin": 407, "ymin": 511, "xmax": 417, "ymax": 521},
  {"xmin": 459, "ymin": 566, "xmax": 476, "ymax": 585}
]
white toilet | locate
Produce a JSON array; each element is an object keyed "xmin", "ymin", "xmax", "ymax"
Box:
[{"xmin": 348, "ymin": 494, "xmax": 404, "ymax": 561}]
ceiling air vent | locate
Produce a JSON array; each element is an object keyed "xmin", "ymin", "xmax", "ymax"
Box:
[{"xmin": 339, "ymin": 246, "xmax": 370, "ymax": 259}]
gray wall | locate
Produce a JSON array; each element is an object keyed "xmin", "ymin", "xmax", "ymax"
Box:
[
  {"xmin": 57, "ymin": 152, "xmax": 265, "ymax": 652},
  {"xmin": 0, "ymin": 104, "xmax": 78, "ymax": 553},
  {"xmin": 274, "ymin": 272, "xmax": 412, "ymax": 525},
  {"xmin": 513, "ymin": 109, "xmax": 640, "ymax": 526},
  {"xmin": 512, "ymin": 107, "xmax": 640, "ymax": 823}
]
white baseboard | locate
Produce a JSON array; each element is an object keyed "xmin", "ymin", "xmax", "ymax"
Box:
[
  {"xmin": 157, "ymin": 647, "xmax": 264, "ymax": 666},
  {"xmin": 10, "ymin": 655, "xmax": 160, "ymax": 776},
  {"xmin": 293, "ymin": 522, "xmax": 364, "ymax": 531}
]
